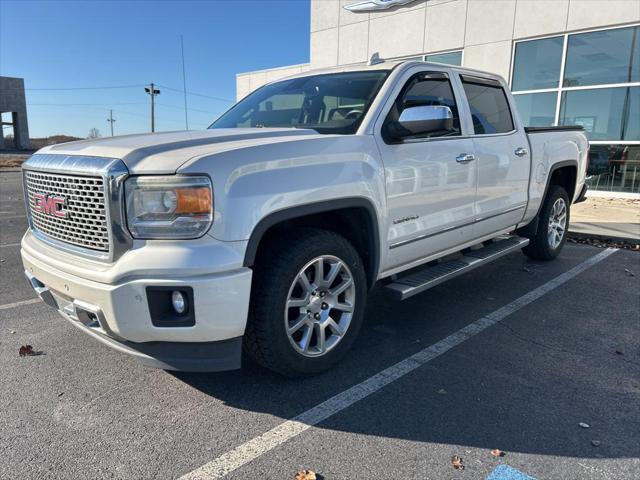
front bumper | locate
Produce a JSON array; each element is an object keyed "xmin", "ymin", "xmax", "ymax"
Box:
[
  {"xmin": 21, "ymin": 233, "xmax": 253, "ymax": 372},
  {"xmin": 26, "ymin": 269, "xmax": 242, "ymax": 371}
]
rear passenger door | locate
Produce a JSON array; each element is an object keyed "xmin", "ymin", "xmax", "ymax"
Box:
[{"xmin": 459, "ymin": 75, "xmax": 530, "ymax": 237}]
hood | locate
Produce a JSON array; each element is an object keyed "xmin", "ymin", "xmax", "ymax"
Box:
[{"xmin": 38, "ymin": 128, "xmax": 320, "ymax": 174}]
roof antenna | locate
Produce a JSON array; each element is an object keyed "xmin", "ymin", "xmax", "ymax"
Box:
[{"xmin": 368, "ymin": 52, "xmax": 385, "ymax": 66}]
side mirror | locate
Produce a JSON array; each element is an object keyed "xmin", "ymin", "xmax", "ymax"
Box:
[{"xmin": 394, "ymin": 105, "xmax": 454, "ymax": 139}]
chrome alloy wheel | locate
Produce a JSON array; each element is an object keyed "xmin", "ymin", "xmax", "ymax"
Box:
[
  {"xmin": 285, "ymin": 255, "xmax": 356, "ymax": 358},
  {"xmin": 547, "ymin": 197, "xmax": 567, "ymax": 249}
]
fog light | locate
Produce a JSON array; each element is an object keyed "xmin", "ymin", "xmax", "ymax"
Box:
[{"xmin": 171, "ymin": 290, "xmax": 186, "ymax": 314}]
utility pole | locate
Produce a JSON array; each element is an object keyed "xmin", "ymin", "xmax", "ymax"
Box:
[
  {"xmin": 144, "ymin": 83, "xmax": 161, "ymax": 132},
  {"xmin": 107, "ymin": 109, "xmax": 116, "ymax": 136}
]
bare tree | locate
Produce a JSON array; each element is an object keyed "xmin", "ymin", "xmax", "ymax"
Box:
[{"xmin": 87, "ymin": 128, "xmax": 101, "ymax": 139}]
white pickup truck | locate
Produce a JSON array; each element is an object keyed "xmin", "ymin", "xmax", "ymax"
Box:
[{"xmin": 21, "ymin": 60, "xmax": 588, "ymax": 376}]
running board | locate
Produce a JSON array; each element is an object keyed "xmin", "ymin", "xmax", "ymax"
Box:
[{"xmin": 384, "ymin": 236, "xmax": 530, "ymax": 301}]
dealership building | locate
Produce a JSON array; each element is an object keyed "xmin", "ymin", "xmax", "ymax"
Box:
[{"xmin": 237, "ymin": 0, "xmax": 640, "ymax": 193}]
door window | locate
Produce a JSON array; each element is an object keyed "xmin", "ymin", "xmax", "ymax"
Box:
[
  {"xmin": 461, "ymin": 76, "xmax": 515, "ymax": 134},
  {"xmin": 383, "ymin": 72, "xmax": 462, "ymax": 141}
]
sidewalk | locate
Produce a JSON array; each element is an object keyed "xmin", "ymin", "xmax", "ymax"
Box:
[{"xmin": 570, "ymin": 196, "xmax": 640, "ymax": 242}]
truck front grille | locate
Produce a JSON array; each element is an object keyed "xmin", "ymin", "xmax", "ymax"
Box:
[{"xmin": 24, "ymin": 171, "xmax": 110, "ymax": 252}]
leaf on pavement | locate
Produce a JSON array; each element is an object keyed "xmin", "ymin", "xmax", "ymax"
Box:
[
  {"xmin": 18, "ymin": 345, "xmax": 44, "ymax": 357},
  {"xmin": 490, "ymin": 449, "xmax": 506, "ymax": 457},
  {"xmin": 294, "ymin": 469, "xmax": 317, "ymax": 480},
  {"xmin": 451, "ymin": 455, "xmax": 464, "ymax": 470}
]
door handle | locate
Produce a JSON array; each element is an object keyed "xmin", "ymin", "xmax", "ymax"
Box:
[
  {"xmin": 515, "ymin": 147, "xmax": 528, "ymax": 157},
  {"xmin": 456, "ymin": 153, "xmax": 475, "ymax": 164}
]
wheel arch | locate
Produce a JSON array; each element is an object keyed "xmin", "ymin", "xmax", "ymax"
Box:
[
  {"xmin": 518, "ymin": 160, "xmax": 578, "ymax": 237},
  {"xmin": 243, "ymin": 198, "xmax": 381, "ymax": 288}
]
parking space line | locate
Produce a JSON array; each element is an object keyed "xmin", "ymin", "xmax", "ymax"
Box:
[
  {"xmin": 0, "ymin": 214, "xmax": 26, "ymax": 220},
  {"xmin": 0, "ymin": 298, "xmax": 41, "ymax": 311},
  {"xmin": 0, "ymin": 242, "xmax": 21, "ymax": 248},
  {"xmin": 179, "ymin": 248, "xmax": 618, "ymax": 480}
]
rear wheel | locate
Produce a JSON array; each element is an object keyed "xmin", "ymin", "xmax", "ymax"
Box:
[
  {"xmin": 522, "ymin": 185, "xmax": 570, "ymax": 260},
  {"xmin": 244, "ymin": 228, "xmax": 367, "ymax": 377}
]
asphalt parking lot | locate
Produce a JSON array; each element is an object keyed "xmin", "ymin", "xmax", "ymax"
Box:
[{"xmin": 1, "ymin": 168, "xmax": 639, "ymax": 480}]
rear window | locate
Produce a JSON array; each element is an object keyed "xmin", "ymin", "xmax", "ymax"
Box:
[{"xmin": 461, "ymin": 76, "xmax": 514, "ymax": 134}]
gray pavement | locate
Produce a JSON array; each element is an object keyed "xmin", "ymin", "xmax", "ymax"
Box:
[{"xmin": 1, "ymin": 169, "xmax": 639, "ymax": 480}]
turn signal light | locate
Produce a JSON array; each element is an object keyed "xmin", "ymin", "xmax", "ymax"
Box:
[{"xmin": 175, "ymin": 187, "xmax": 212, "ymax": 214}]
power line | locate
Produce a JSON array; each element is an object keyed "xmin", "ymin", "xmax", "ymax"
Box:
[
  {"xmin": 27, "ymin": 102, "xmax": 145, "ymax": 106},
  {"xmin": 155, "ymin": 102, "xmax": 222, "ymax": 115},
  {"xmin": 157, "ymin": 84, "xmax": 234, "ymax": 103},
  {"xmin": 16, "ymin": 83, "xmax": 234, "ymax": 104},
  {"xmin": 27, "ymin": 101, "xmax": 221, "ymax": 116},
  {"xmin": 24, "ymin": 84, "xmax": 145, "ymax": 91}
]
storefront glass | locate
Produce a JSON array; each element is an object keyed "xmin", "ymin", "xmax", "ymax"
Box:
[
  {"xmin": 511, "ymin": 24, "xmax": 640, "ymax": 192},
  {"xmin": 586, "ymin": 145, "xmax": 640, "ymax": 193},
  {"xmin": 514, "ymin": 92, "xmax": 557, "ymax": 127}
]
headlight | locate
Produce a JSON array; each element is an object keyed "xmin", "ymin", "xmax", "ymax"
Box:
[{"xmin": 125, "ymin": 176, "xmax": 213, "ymax": 239}]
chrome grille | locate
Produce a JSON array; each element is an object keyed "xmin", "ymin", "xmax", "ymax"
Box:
[{"xmin": 24, "ymin": 170, "xmax": 110, "ymax": 252}]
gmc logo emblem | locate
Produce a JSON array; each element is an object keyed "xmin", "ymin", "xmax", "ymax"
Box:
[{"xmin": 33, "ymin": 193, "xmax": 68, "ymax": 218}]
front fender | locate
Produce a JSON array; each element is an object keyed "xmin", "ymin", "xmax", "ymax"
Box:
[{"xmin": 179, "ymin": 134, "xmax": 387, "ymax": 243}]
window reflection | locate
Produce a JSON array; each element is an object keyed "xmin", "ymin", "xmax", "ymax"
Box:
[
  {"xmin": 587, "ymin": 145, "xmax": 640, "ymax": 193},
  {"xmin": 514, "ymin": 92, "xmax": 557, "ymax": 127},
  {"xmin": 559, "ymin": 87, "xmax": 639, "ymax": 141},
  {"xmin": 425, "ymin": 51, "xmax": 462, "ymax": 66},
  {"xmin": 563, "ymin": 26, "xmax": 639, "ymax": 87},
  {"xmin": 512, "ymin": 36, "xmax": 563, "ymax": 91}
]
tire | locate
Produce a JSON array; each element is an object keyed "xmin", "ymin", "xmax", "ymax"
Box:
[
  {"xmin": 522, "ymin": 185, "xmax": 570, "ymax": 260},
  {"xmin": 244, "ymin": 228, "xmax": 367, "ymax": 377}
]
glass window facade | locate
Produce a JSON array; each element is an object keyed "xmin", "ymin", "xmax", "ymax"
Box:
[
  {"xmin": 511, "ymin": 25, "xmax": 640, "ymax": 192},
  {"xmin": 514, "ymin": 92, "xmax": 557, "ymax": 127},
  {"xmin": 586, "ymin": 145, "xmax": 640, "ymax": 193},
  {"xmin": 512, "ymin": 36, "xmax": 563, "ymax": 91},
  {"xmin": 559, "ymin": 87, "xmax": 639, "ymax": 141},
  {"xmin": 425, "ymin": 51, "xmax": 462, "ymax": 66},
  {"xmin": 563, "ymin": 27, "xmax": 639, "ymax": 87}
]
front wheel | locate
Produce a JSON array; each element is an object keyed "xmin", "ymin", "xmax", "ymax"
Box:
[
  {"xmin": 244, "ymin": 228, "xmax": 367, "ymax": 377},
  {"xmin": 522, "ymin": 185, "xmax": 570, "ymax": 260}
]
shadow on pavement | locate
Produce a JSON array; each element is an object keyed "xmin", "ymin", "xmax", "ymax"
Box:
[{"xmin": 172, "ymin": 247, "xmax": 640, "ymax": 461}]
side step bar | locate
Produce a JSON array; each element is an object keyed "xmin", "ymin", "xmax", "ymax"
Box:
[{"xmin": 384, "ymin": 236, "xmax": 530, "ymax": 301}]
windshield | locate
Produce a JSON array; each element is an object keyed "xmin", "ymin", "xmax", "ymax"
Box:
[{"xmin": 210, "ymin": 71, "xmax": 389, "ymax": 135}]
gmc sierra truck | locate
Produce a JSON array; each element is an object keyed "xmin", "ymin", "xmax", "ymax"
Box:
[{"xmin": 20, "ymin": 60, "xmax": 588, "ymax": 376}]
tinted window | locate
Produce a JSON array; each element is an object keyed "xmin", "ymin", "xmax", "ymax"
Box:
[
  {"xmin": 385, "ymin": 72, "xmax": 461, "ymax": 139},
  {"xmin": 461, "ymin": 77, "xmax": 514, "ymax": 134},
  {"xmin": 514, "ymin": 92, "xmax": 557, "ymax": 127},
  {"xmin": 564, "ymin": 26, "xmax": 639, "ymax": 87},
  {"xmin": 559, "ymin": 86, "xmax": 639, "ymax": 141},
  {"xmin": 425, "ymin": 51, "xmax": 462, "ymax": 66},
  {"xmin": 211, "ymin": 71, "xmax": 389, "ymax": 135},
  {"xmin": 512, "ymin": 36, "xmax": 563, "ymax": 91}
]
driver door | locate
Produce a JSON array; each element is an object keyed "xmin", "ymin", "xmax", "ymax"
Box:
[{"xmin": 376, "ymin": 69, "xmax": 478, "ymax": 272}]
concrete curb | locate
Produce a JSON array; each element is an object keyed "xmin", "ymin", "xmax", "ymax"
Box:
[{"xmin": 568, "ymin": 230, "xmax": 640, "ymax": 246}]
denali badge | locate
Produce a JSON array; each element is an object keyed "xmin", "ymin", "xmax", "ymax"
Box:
[
  {"xmin": 343, "ymin": 0, "xmax": 420, "ymax": 12},
  {"xmin": 33, "ymin": 193, "xmax": 68, "ymax": 218}
]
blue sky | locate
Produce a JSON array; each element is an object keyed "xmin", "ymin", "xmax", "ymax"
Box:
[{"xmin": 0, "ymin": 0, "xmax": 310, "ymax": 138}]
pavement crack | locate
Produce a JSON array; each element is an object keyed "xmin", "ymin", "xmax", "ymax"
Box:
[{"xmin": 495, "ymin": 320, "xmax": 640, "ymax": 368}]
